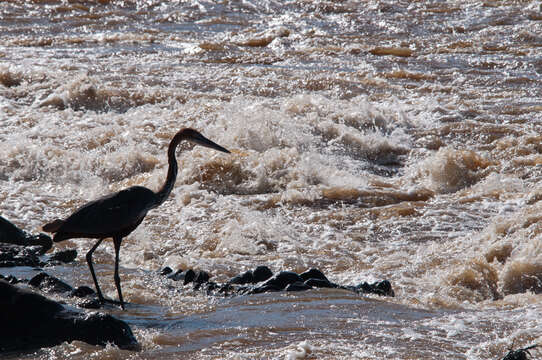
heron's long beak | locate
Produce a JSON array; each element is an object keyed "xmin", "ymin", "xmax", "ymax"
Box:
[{"xmin": 192, "ymin": 134, "xmax": 230, "ymax": 154}]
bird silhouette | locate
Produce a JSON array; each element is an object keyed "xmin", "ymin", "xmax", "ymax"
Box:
[{"xmin": 43, "ymin": 128, "xmax": 230, "ymax": 309}]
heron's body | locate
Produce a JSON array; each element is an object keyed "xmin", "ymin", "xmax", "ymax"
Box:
[
  {"xmin": 48, "ymin": 186, "xmax": 156, "ymax": 242},
  {"xmin": 43, "ymin": 128, "xmax": 230, "ymax": 309}
]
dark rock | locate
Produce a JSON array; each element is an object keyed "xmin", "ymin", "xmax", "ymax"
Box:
[
  {"xmin": 71, "ymin": 286, "xmax": 95, "ymax": 298},
  {"xmin": 29, "ymin": 272, "xmax": 73, "ymax": 294},
  {"xmin": 299, "ymin": 268, "xmax": 329, "ymax": 282},
  {"xmin": 219, "ymin": 284, "xmax": 249, "ymax": 295},
  {"xmin": 0, "ymin": 216, "xmax": 25, "ymax": 243},
  {"xmin": 78, "ymin": 298, "xmax": 103, "ymax": 309},
  {"xmin": 229, "ymin": 270, "xmax": 254, "ymax": 285},
  {"xmin": 502, "ymin": 345, "xmax": 538, "ymax": 360},
  {"xmin": 202, "ymin": 281, "xmax": 218, "ymax": 293},
  {"xmin": 167, "ymin": 269, "xmax": 184, "ymax": 281},
  {"xmin": 0, "ymin": 243, "xmax": 44, "ymax": 267},
  {"xmin": 26, "ymin": 233, "xmax": 53, "ymax": 253},
  {"xmin": 357, "ymin": 280, "xmax": 395, "ymax": 297},
  {"xmin": 72, "ymin": 312, "xmax": 138, "ymax": 349},
  {"xmin": 48, "ymin": 249, "xmax": 78, "ymax": 264},
  {"xmin": 194, "ymin": 270, "xmax": 210, "ymax": 284},
  {"xmin": 191, "ymin": 271, "xmax": 210, "ymax": 290},
  {"xmin": 183, "ymin": 269, "xmax": 195, "ymax": 285},
  {"xmin": 286, "ymin": 281, "xmax": 312, "ymax": 292},
  {"xmin": 374, "ymin": 280, "xmax": 394, "ymax": 297},
  {"xmin": 263, "ymin": 271, "xmax": 303, "ymax": 290},
  {"xmin": 0, "ymin": 216, "xmax": 52, "ymax": 252},
  {"xmin": 235, "ymin": 286, "xmax": 250, "ymax": 295},
  {"xmin": 249, "ymin": 284, "xmax": 283, "ymax": 294},
  {"xmin": 304, "ymin": 278, "xmax": 336, "ymax": 288},
  {"xmin": 247, "ymin": 270, "xmax": 302, "ymax": 295},
  {"xmin": 253, "ymin": 266, "xmax": 273, "ymax": 283},
  {"xmin": 218, "ymin": 283, "xmax": 234, "ymax": 294},
  {"xmin": 160, "ymin": 266, "xmax": 173, "ymax": 276},
  {"xmin": 0, "ymin": 280, "xmax": 139, "ymax": 352},
  {"xmin": 0, "ymin": 274, "xmax": 21, "ymax": 284},
  {"xmin": 341, "ymin": 285, "xmax": 358, "ymax": 292}
]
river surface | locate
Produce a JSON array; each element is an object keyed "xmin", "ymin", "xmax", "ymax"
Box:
[{"xmin": 1, "ymin": 0, "xmax": 542, "ymax": 359}]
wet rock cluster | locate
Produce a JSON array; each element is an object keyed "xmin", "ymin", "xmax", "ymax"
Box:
[
  {"xmin": 0, "ymin": 243, "xmax": 45, "ymax": 267},
  {"xmin": 0, "ymin": 216, "xmax": 75, "ymax": 268},
  {"xmin": 0, "ymin": 271, "xmax": 104, "ymax": 309},
  {"xmin": 0, "ymin": 280, "xmax": 139, "ymax": 353},
  {"xmin": 0, "ymin": 216, "xmax": 138, "ymax": 353},
  {"xmin": 159, "ymin": 265, "xmax": 395, "ymax": 298},
  {"xmin": 0, "ymin": 243, "xmax": 76, "ymax": 268},
  {"xmin": 0, "ymin": 216, "xmax": 52, "ymax": 250}
]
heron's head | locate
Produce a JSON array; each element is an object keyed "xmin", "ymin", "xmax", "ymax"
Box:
[{"xmin": 177, "ymin": 128, "xmax": 230, "ymax": 154}]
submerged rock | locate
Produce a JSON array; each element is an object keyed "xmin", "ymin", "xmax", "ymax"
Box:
[
  {"xmin": 194, "ymin": 270, "xmax": 210, "ymax": 284},
  {"xmin": 0, "ymin": 280, "xmax": 139, "ymax": 352},
  {"xmin": 356, "ymin": 280, "xmax": 395, "ymax": 297},
  {"xmin": 164, "ymin": 268, "xmax": 210, "ymax": 285},
  {"xmin": 0, "ymin": 216, "xmax": 52, "ymax": 252},
  {"xmin": 299, "ymin": 268, "xmax": 329, "ymax": 282},
  {"xmin": 250, "ymin": 284, "xmax": 283, "ymax": 294},
  {"xmin": 167, "ymin": 269, "xmax": 184, "ymax": 281},
  {"xmin": 29, "ymin": 272, "xmax": 73, "ymax": 294},
  {"xmin": 0, "ymin": 243, "xmax": 44, "ymax": 267},
  {"xmin": 250, "ymin": 271, "xmax": 303, "ymax": 294},
  {"xmin": 263, "ymin": 271, "xmax": 303, "ymax": 289},
  {"xmin": 286, "ymin": 281, "xmax": 312, "ymax": 292},
  {"xmin": 192, "ymin": 271, "xmax": 210, "ymax": 290},
  {"xmin": 166, "ymin": 268, "xmax": 211, "ymax": 289},
  {"xmin": 217, "ymin": 283, "xmax": 235, "ymax": 295},
  {"xmin": 70, "ymin": 285, "xmax": 95, "ymax": 298},
  {"xmin": 78, "ymin": 298, "xmax": 103, "ymax": 309},
  {"xmin": 253, "ymin": 266, "xmax": 273, "ymax": 283},
  {"xmin": 200, "ymin": 281, "xmax": 219, "ymax": 294},
  {"xmin": 160, "ymin": 266, "xmax": 173, "ymax": 276},
  {"xmin": 304, "ymin": 278, "xmax": 336, "ymax": 288},
  {"xmin": 300, "ymin": 268, "xmax": 338, "ymax": 289},
  {"xmin": 48, "ymin": 249, "xmax": 77, "ymax": 264},
  {"xmin": 229, "ymin": 270, "xmax": 254, "ymax": 285},
  {"xmin": 0, "ymin": 274, "xmax": 21, "ymax": 284},
  {"xmin": 161, "ymin": 264, "xmax": 394, "ymax": 299},
  {"xmin": 228, "ymin": 266, "xmax": 273, "ymax": 285},
  {"xmin": 183, "ymin": 269, "xmax": 196, "ymax": 284}
]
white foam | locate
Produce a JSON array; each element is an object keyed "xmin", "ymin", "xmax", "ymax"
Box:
[{"xmin": 285, "ymin": 341, "xmax": 314, "ymax": 360}]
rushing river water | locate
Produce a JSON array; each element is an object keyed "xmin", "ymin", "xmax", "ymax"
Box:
[{"xmin": 1, "ymin": 0, "xmax": 542, "ymax": 359}]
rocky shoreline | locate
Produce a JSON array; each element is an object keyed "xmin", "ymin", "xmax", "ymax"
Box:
[
  {"xmin": 0, "ymin": 280, "xmax": 139, "ymax": 353},
  {"xmin": 0, "ymin": 215, "xmax": 394, "ymax": 354},
  {"xmin": 0, "ymin": 216, "xmax": 140, "ymax": 354}
]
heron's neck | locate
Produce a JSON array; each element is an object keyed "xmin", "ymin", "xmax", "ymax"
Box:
[{"xmin": 155, "ymin": 135, "xmax": 182, "ymax": 207}]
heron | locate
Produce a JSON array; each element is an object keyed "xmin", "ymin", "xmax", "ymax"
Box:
[{"xmin": 43, "ymin": 128, "xmax": 230, "ymax": 309}]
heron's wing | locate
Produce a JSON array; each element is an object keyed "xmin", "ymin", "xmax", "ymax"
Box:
[{"xmin": 58, "ymin": 186, "xmax": 157, "ymax": 237}]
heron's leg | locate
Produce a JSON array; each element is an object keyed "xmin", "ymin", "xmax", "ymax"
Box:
[
  {"xmin": 86, "ymin": 238, "xmax": 105, "ymax": 302},
  {"xmin": 113, "ymin": 236, "xmax": 125, "ymax": 310}
]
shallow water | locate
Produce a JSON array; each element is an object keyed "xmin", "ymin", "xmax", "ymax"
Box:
[{"xmin": 1, "ymin": 0, "xmax": 542, "ymax": 359}]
